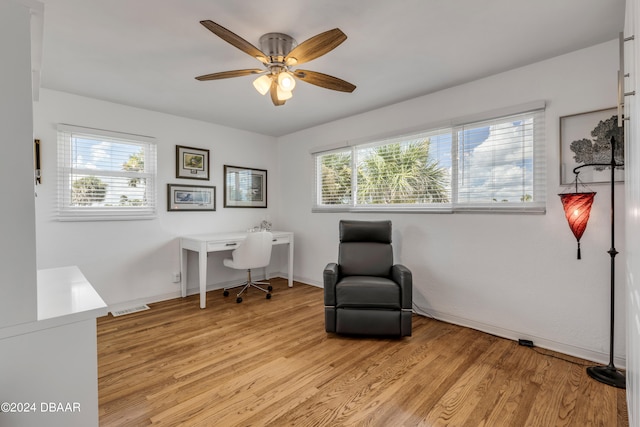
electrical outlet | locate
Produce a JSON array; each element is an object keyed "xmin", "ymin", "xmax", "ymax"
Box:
[{"xmin": 172, "ymin": 272, "xmax": 181, "ymax": 283}]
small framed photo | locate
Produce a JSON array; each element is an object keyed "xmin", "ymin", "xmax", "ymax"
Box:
[
  {"xmin": 224, "ymin": 165, "xmax": 267, "ymax": 208},
  {"xmin": 176, "ymin": 145, "xmax": 210, "ymax": 180},
  {"xmin": 559, "ymin": 107, "xmax": 624, "ymax": 184},
  {"xmin": 167, "ymin": 184, "xmax": 216, "ymax": 211}
]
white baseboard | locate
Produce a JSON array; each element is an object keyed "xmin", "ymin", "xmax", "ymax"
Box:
[
  {"xmin": 413, "ymin": 306, "xmax": 626, "ymax": 369},
  {"xmin": 107, "ymin": 273, "xmax": 286, "ymax": 315},
  {"xmin": 107, "ymin": 292, "xmax": 180, "ymax": 316},
  {"xmin": 292, "ymin": 275, "xmax": 322, "ymax": 288}
]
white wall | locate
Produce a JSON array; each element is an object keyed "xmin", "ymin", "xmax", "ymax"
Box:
[
  {"xmin": 33, "ymin": 89, "xmax": 280, "ymax": 308},
  {"xmin": 625, "ymin": 0, "xmax": 639, "ymax": 422},
  {"xmin": 277, "ymin": 40, "xmax": 627, "ymax": 365},
  {"xmin": 0, "ymin": 0, "xmax": 38, "ymax": 328}
]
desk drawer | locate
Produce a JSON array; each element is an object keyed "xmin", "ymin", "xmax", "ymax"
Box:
[
  {"xmin": 205, "ymin": 234, "xmax": 290, "ymax": 252},
  {"xmin": 272, "ymin": 236, "xmax": 290, "ymax": 245},
  {"xmin": 207, "ymin": 241, "xmax": 241, "ymax": 251}
]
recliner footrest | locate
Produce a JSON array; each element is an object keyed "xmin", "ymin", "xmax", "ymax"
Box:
[{"xmin": 336, "ymin": 308, "xmax": 401, "ymax": 336}]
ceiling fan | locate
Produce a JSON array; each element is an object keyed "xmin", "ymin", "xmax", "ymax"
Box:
[{"xmin": 195, "ymin": 20, "xmax": 356, "ymax": 106}]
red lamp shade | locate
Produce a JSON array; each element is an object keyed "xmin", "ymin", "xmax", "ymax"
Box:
[{"xmin": 559, "ymin": 192, "xmax": 596, "ymax": 259}]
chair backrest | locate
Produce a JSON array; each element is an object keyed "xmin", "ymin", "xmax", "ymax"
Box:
[
  {"xmin": 338, "ymin": 220, "xmax": 393, "ymax": 277},
  {"xmin": 231, "ymin": 231, "xmax": 273, "ymax": 270}
]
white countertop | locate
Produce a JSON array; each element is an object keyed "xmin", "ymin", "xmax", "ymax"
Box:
[
  {"xmin": 0, "ymin": 266, "xmax": 108, "ymax": 340},
  {"xmin": 37, "ymin": 266, "xmax": 108, "ymax": 321}
]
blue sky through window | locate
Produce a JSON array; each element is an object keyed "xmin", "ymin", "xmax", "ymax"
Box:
[
  {"xmin": 70, "ymin": 136, "xmax": 148, "ymax": 206},
  {"xmin": 72, "ymin": 137, "xmax": 142, "ymax": 171},
  {"xmin": 458, "ymin": 119, "xmax": 535, "ymax": 202}
]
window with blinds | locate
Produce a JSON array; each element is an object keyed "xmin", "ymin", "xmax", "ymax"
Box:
[
  {"xmin": 313, "ymin": 103, "xmax": 545, "ymax": 213},
  {"xmin": 57, "ymin": 124, "xmax": 157, "ymax": 221},
  {"xmin": 453, "ymin": 109, "xmax": 545, "ymax": 212},
  {"xmin": 316, "ymin": 148, "xmax": 352, "ymax": 206}
]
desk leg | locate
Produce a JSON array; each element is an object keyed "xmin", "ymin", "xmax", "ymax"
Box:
[
  {"xmin": 199, "ymin": 243, "xmax": 207, "ymax": 309},
  {"xmin": 180, "ymin": 247, "xmax": 188, "ymax": 298},
  {"xmin": 288, "ymin": 238, "xmax": 294, "ymax": 287}
]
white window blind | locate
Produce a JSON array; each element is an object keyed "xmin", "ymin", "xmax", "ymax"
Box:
[
  {"xmin": 313, "ymin": 103, "xmax": 545, "ymax": 213},
  {"xmin": 57, "ymin": 124, "xmax": 157, "ymax": 221},
  {"xmin": 453, "ymin": 109, "xmax": 546, "ymax": 212},
  {"xmin": 314, "ymin": 148, "xmax": 352, "ymax": 208},
  {"xmin": 353, "ymin": 129, "xmax": 452, "ymax": 209}
]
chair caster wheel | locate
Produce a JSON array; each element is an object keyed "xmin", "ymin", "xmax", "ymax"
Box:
[
  {"xmin": 266, "ymin": 293, "xmax": 272, "ymax": 299},
  {"xmin": 236, "ymin": 297, "xmax": 242, "ymax": 303},
  {"xmin": 223, "ymin": 290, "xmax": 229, "ymax": 297},
  {"xmin": 267, "ymin": 285, "xmax": 273, "ymax": 291}
]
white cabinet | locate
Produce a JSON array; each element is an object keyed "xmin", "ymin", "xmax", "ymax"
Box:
[{"xmin": 0, "ymin": 267, "xmax": 108, "ymax": 427}]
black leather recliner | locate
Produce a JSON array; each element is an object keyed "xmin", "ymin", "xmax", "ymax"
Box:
[{"xmin": 323, "ymin": 220, "xmax": 412, "ymax": 336}]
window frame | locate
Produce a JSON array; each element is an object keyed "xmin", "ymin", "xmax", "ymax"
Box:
[
  {"xmin": 57, "ymin": 124, "xmax": 158, "ymax": 221},
  {"xmin": 312, "ymin": 102, "xmax": 546, "ymax": 214}
]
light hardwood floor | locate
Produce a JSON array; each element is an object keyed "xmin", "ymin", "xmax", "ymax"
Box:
[{"xmin": 98, "ymin": 278, "xmax": 628, "ymax": 426}]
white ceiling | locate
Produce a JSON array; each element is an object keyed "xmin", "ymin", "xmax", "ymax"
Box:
[{"xmin": 39, "ymin": 0, "xmax": 625, "ymax": 137}]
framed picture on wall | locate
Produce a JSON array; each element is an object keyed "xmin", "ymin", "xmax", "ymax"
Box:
[
  {"xmin": 176, "ymin": 145, "xmax": 210, "ymax": 180},
  {"xmin": 559, "ymin": 107, "xmax": 624, "ymax": 184},
  {"xmin": 223, "ymin": 165, "xmax": 267, "ymax": 208},
  {"xmin": 167, "ymin": 184, "xmax": 216, "ymax": 211}
]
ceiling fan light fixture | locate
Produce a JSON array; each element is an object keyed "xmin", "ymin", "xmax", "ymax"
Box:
[
  {"xmin": 277, "ymin": 71, "xmax": 296, "ymax": 91},
  {"xmin": 252, "ymin": 74, "xmax": 272, "ymax": 95},
  {"xmin": 276, "ymin": 85, "xmax": 293, "ymax": 101},
  {"xmin": 197, "ymin": 21, "xmax": 356, "ymax": 106}
]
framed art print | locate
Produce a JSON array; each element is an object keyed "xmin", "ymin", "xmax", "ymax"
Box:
[
  {"xmin": 167, "ymin": 184, "xmax": 215, "ymax": 211},
  {"xmin": 559, "ymin": 108, "xmax": 624, "ymax": 184},
  {"xmin": 224, "ymin": 165, "xmax": 267, "ymax": 208},
  {"xmin": 176, "ymin": 145, "xmax": 210, "ymax": 180}
]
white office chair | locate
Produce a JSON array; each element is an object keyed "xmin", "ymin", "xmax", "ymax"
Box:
[{"xmin": 222, "ymin": 231, "xmax": 274, "ymax": 303}]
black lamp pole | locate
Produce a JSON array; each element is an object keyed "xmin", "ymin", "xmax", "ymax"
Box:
[{"xmin": 572, "ymin": 136, "xmax": 625, "ymax": 389}]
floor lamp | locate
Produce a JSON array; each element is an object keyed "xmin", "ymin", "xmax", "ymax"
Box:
[{"xmin": 558, "ymin": 135, "xmax": 625, "ymax": 389}]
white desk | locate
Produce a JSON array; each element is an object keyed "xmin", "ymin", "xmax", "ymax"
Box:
[{"xmin": 180, "ymin": 231, "xmax": 294, "ymax": 308}]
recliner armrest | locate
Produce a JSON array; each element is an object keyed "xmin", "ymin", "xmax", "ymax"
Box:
[
  {"xmin": 391, "ymin": 264, "xmax": 412, "ymax": 309},
  {"xmin": 323, "ymin": 262, "xmax": 339, "ymax": 306}
]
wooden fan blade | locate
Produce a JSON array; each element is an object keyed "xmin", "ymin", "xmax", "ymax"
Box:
[
  {"xmin": 200, "ymin": 20, "xmax": 268, "ymax": 63},
  {"xmin": 284, "ymin": 28, "xmax": 347, "ymax": 66},
  {"xmin": 270, "ymin": 81, "xmax": 286, "ymax": 106},
  {"xmin": 293, "ymin": 70, "xmax": 356, "ymax": 92},
  {"xmin": 195, "ymin": 69, "xmax": 264, "ymax": 81}
]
